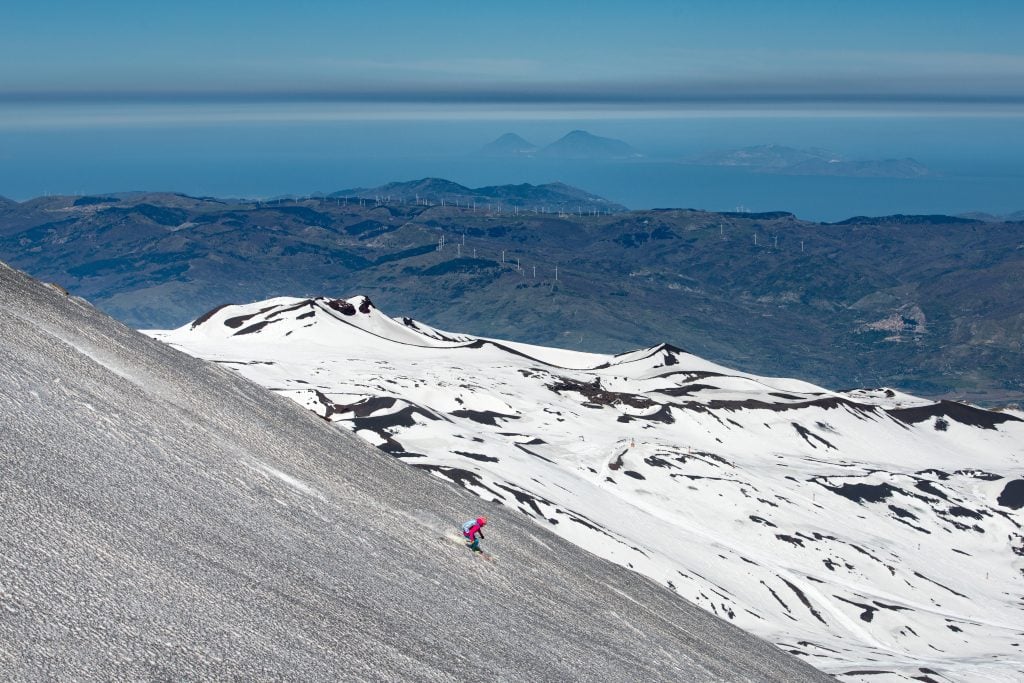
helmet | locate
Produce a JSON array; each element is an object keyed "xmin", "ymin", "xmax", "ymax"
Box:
[{"xmin": 477, "ymin": 517, "xmax": 487, "ymax": 526}]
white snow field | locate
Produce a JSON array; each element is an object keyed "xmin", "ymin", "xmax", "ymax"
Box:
[
  {"xmin": 150, "ymin": 295, "xmax": 1024, "ymax": 682},
  {"xmin": 0, "ymin": 262, "xmax": 830, "ymax": 681}
]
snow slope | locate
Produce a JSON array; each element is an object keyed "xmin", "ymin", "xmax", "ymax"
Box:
[
  {"xmin": 0, "ymin": 263, "xmax": 829, "ymax": 682},
  {"xmin": 152, "ymin": 295, "xmax": 1024, "ymax": 682}
]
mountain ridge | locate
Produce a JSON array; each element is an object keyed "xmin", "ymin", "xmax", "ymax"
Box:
[
  {"xmin": 0, "ymin": 189, "xmax": 1021, "ymax": 404},
  {"xmin": 330, "ymin": 177, "xmax": 626, "ymax": 212},
  {"xmin": 149, "ymin": 293, "xmax": 1024, "ymax": 682},
  {"xmin": 0, "ymin": 260, "xmax": 830, "ymax": 681}
]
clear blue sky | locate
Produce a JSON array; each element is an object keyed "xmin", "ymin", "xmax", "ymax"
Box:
[{"xmin": 3, "ymin": 0, "xmax": 1023, "ymax": 110}]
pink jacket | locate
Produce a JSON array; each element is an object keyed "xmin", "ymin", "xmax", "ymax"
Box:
[{"xmin": 462, "ymin": 519, "xmax": 485, "ymax": 540}]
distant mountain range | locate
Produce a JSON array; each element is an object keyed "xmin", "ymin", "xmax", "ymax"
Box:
[
  {"xmin": 0, "ymin": 187, "xmax": 1021, "ymax": 404},
  {"xmin": 331, "ymin": 177, "xmax": 626, "ymax": 213},
  {"xmin": 694, "ymin": 144, "xmax": 934, "ymax": 178},
  {"xmin": 480, "ymin": 130, "xmax": 641, "ymax": 160},
  {"xmin": 958, "ymin": 209, "xmax": 1024, "ymax": 222}
]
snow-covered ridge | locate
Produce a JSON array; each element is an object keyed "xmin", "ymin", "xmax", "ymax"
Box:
[{"xmin": 151, "ymin": 296, "xmax": 1024, "ymax": 683}]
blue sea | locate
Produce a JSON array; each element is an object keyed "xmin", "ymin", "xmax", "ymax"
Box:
[{"xmin": 2, "ymin": 116, "xmax": 1022, "ymax": 222}]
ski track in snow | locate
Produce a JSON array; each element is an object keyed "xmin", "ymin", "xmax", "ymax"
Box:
[{"xmin": 148, "ymin": 295, "xmax": 1024, "ymax": 683}]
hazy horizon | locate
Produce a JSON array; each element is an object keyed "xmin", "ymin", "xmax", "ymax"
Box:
[
  {"xmin": 2, "ymin": 1, "xmax": 1023, "ymax": 220},
  {"xmin": 3, "ymin": 115, "xmax": 1023, "ymax": 221}
]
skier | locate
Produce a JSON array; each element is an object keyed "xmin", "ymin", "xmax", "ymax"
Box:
[{"xmin": 462, "ymin": 516, "xmax": 487, "ymax": 552}]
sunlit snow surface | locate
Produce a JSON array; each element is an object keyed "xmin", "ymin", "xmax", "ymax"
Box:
[{"xmin": 150, "ymin": 296, "xmax": 1024, "ymax": 682}]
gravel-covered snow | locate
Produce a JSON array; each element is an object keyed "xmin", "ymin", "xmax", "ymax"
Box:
[
  {"xmin": 0, "ymin": 263, "xmax": 830, "ymax": 681},
  {"xmin": 150, "ymin": 295, "xmax": 1024, "ymax": 682}
]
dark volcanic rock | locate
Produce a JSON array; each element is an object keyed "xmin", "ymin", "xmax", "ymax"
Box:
[
  {"xmin": 823, "ymin": 482, "xmax": 898, "ymax": 504},
  {"xmin": 996, "ymin": 479, "xmax": 1024, "ymax": 510},
  {"xmin": 888, "ymin": 401, "xmax": 1022, "ymax": 430}
]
